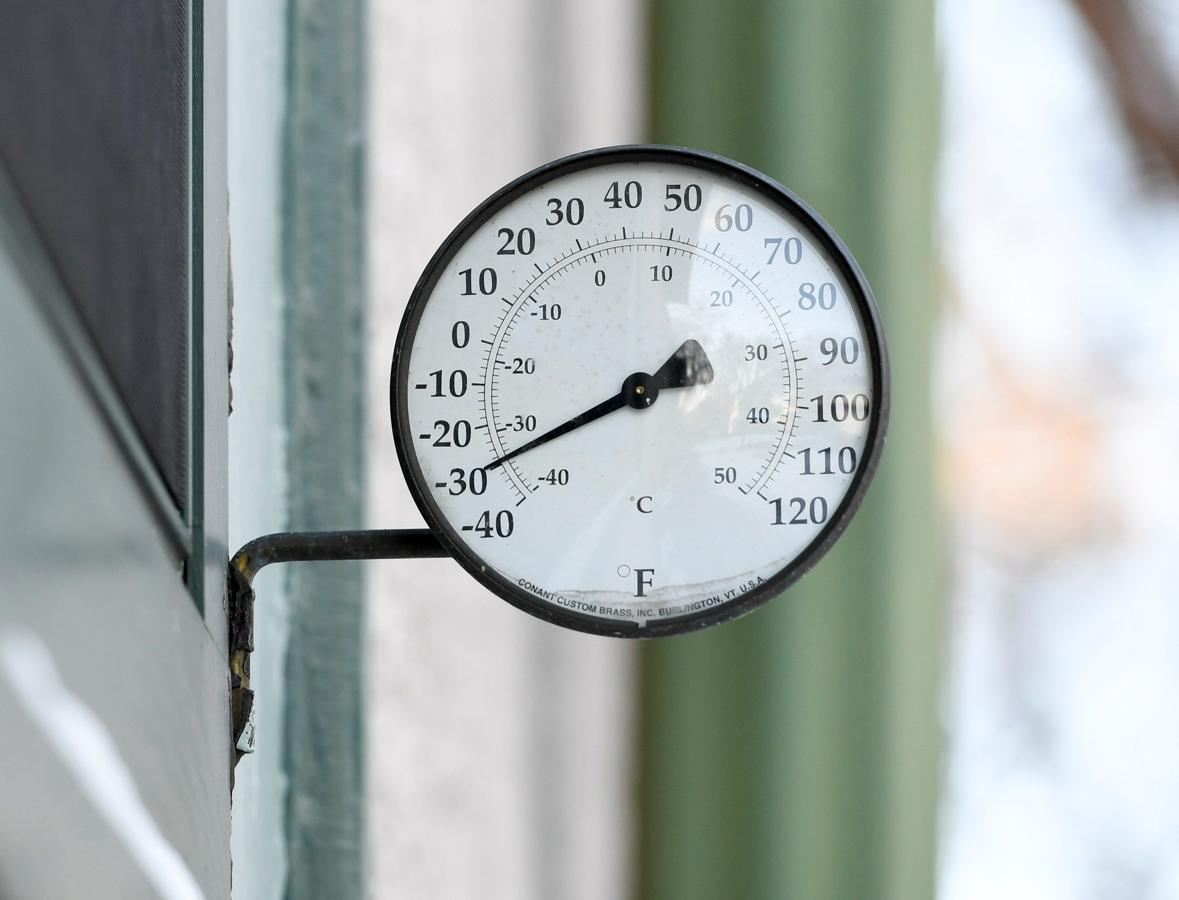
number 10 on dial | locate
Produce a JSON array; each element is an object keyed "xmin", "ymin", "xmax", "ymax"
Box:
[{"xmin": 391, "ymin": 145, "xmax": 888, "ymax": 636}]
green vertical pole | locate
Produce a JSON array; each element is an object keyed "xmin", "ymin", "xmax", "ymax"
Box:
[
  {"xmin": 281, "ymin": 0, "xmax": 368, "ymax": 896},
  {"xmin": 639, "ymin": 1, "xmax": 941, "ymax": 899}
]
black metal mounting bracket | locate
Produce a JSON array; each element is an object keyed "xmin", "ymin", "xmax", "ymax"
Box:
[{"xmin": 226, "ymin": 528, "xmax": 449, "ymax": 766}]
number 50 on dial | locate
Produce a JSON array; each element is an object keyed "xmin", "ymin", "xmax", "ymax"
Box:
[{"xmin": 391, "ymin": 145, "xmax": 888, "ymax": 637}]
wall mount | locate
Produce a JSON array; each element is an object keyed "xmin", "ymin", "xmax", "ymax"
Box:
[{"xmin": 226, "ymin": 529, "xmax": 449, "ymax": 764}]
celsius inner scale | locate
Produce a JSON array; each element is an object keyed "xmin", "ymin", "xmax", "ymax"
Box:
[{"xmin": 390, "ymin": 145, "xmax": 887, "ymax": 637}]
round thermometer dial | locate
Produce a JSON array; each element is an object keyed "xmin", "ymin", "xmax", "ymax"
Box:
[{"xmin": 392, "ymin": 146, "xmax": 887, "ymax": 636}]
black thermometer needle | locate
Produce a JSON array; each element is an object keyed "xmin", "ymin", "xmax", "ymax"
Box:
[{"xmin": 485, "ymin": 339, "xmax": 714, "ymax": 472}]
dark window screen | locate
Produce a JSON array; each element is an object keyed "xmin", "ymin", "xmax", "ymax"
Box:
[{"xmin": 0, "ymin": 1, "xmax": 190, "ymax": 508}]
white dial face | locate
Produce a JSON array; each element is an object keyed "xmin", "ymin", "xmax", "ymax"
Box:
[{"xmin": 394, "ymin": 148, "xmax": 885, "ymax": 635}]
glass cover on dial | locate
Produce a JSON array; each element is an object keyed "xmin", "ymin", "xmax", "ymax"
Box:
[{"xmin": 392, "ymin": 146, "xmax": 887, "ymax": 636}]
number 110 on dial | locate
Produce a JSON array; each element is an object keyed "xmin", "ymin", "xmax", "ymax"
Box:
[{"xmin": 391, "ymin": 145, "xmax": 887, "ymax": 636}]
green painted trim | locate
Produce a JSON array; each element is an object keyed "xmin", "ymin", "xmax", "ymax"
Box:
[
  {"xmin": 640, "ymin": 1, "xmax": 942, "ymax": 898},
  {"xmin": 190, "ymin": 0, "xmax": 232, "ymax": 643},
  {"xmin": 0, "ymin": 0, "xmax": 231, "ymax": 643},
  {"xmin": 279, "ymin": 0, "xmax": 368, "ymax": 895},
  {"xmin": 188, "ymin": 0, "xmax": 204, "ymax": 604},
  {"xmin": 0, "ymin": 236, "xmax": 233, "ymax": 896},
  {"xmin": 0, "ymin": 159, "xmax": 190, "ymax": 563}
]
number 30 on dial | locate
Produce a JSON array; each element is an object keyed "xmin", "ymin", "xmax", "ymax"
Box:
[{"xmin": 391, "ymin": 145, "xmax": 888, "ymax": 636}]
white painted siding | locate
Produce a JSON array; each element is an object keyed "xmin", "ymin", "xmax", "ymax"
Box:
[{"xmin": 227, "ymin": 2, "xmax": 291, "ymax": 896}]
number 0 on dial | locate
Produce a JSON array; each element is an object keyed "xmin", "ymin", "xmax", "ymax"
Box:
[{"xmin": 391, "ymin": 145, "xmax": 888, "ymax": 636}]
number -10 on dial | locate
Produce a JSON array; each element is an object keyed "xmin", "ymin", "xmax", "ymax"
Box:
[{"xmin": 391, "ymin": 145, "xmax": 888, "ymax": 636}]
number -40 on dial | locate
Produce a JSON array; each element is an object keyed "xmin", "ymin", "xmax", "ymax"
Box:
[{"xmin": 392, "ymin": 145, "xmax": 888, "ymax": 636}]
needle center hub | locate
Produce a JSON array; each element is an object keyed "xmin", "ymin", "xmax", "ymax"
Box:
[{"xmin": 623, "ymin": 372, "xmax": 659, "ymax": 409}]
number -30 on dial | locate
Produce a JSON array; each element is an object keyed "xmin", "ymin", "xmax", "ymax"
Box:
[{"xmin": 391, "ymin": 145, "xmax": 888, "ymax": 636}]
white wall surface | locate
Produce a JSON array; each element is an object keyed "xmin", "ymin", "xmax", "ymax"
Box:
[
  {"xmin": 365, "ymin": 1, "xmax": 645, "ymax": 897},
  {"xmin": 227, "ymin": 2, "xmax": 290, "ymax": 896}
]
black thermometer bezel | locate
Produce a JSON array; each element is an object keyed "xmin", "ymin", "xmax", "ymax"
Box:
[{"xmin": 390, "ymin": 144, "xmax": 889, "ymax": 638}]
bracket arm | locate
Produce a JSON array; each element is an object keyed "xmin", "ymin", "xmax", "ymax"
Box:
[{"xmin": 227, "ymin": 528, "xmax": 448, "ymax": 763}]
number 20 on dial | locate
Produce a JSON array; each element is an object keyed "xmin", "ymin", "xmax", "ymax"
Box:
[{"xmin": 391, "ymin": 145, "xmax": 888, "ymax": 636}]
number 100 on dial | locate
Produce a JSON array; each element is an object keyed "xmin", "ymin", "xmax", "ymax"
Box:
[{"xmin": 391, "ymin": 145, "xmax": 888, "ymax": 637}]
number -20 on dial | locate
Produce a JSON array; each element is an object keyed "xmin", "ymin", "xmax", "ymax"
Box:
[{"xmin": 392, "ymin": 145, "xmax": 888, "ymax": 636}]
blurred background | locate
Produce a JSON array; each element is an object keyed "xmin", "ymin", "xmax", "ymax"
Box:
[{"xmin": 1, "ymin": 0, "xmax": 1177, "ymax": 897}]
